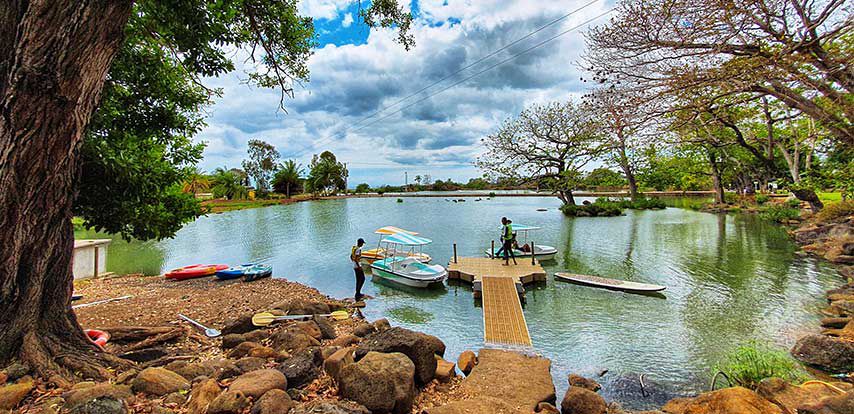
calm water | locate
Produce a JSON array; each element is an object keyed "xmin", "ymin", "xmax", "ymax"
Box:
[{"xmin": 76, "ymin": 197, "xmax": 840, "ymax": 409}]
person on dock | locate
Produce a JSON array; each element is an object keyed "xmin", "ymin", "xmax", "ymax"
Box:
[
  {"xmin": 350, "ymin": 238, "xmax": 366, "ymax": 301},
  {"xmin": 500, "ymin": 217, "xmax": 517, "ymax": 265}
]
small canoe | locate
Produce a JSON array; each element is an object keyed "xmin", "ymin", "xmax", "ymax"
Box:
[
  {"xmin": 166, "ymin": 264, "xmax": 228, "ymax": 281},
  {"xmin": 215, "ymin": 263, "xmax": 272, "ymax": 281},
  {"xmin": 554, "ymin": 272, "xmax": 666, "ymax": 293}
]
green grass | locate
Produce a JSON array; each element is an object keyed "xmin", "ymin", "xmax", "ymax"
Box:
[
  {"xmin": 712, "ymin": 341, "xmax": 809, "ymax": 390},
  {"xmin": 758, "ymin": 204, "xmax": 800, "ymax": 222},
  {"xmin": 819, "ymin": 192, "xmax": 842, "ymax": 202}
]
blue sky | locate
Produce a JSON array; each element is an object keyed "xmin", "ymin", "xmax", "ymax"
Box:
[{"xmin": 196, "ymin": 0, "xmax": 613, "ymax": 187}]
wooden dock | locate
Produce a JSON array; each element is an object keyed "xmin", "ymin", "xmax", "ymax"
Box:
[{"xmin": 448, "ymin": 257, "xmax": 545, "ymax": 347}]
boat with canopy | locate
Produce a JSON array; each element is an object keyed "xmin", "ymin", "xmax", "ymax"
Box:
[
  {"xmin": 370, "ymin": 232, "xmax": 447, "ymax": 288},
  {"xmin": 360, "ymin": 226, "xmax": 432, "ymax": 265},
  {"xmin": 485, "ymin": 224, "xmax": 558, "ymax": 261}
]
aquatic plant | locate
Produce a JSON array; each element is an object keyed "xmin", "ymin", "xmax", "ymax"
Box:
[
  {"xmin": 397, "ymin": 198, "xmax": 403, "ymax": 203},
  {"xmin": 712, "ymin": 341, "xmax": 808, "ymax": 390},
  {"xmin": 388, "ymin": 306, "xmax": 434, "ymax": 324}
]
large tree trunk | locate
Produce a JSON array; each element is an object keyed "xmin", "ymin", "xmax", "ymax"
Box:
[
  {"xmin": 615, "ymin": 139, "xmax": 639, "ymax": 198},
  {"xmin": 0, "ymin": 0, "xmax": 133, "ymax": 381},
  {"xmin": 708, "ymin": 151, "xmax": 725, "ymax": 204},
  {"xmin": 791, "ymin": 188, "xmax": 824, "ymax": 213}
]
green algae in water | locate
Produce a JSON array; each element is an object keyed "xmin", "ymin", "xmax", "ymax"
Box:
[{"xmin": 388, "ymin": 306, "xmax": 433, "ymax": 324}]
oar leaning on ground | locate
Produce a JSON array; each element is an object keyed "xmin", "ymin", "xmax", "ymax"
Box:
[{"xmin": 252, "ymin": 310, "xmax": 349, "ymax": 327}]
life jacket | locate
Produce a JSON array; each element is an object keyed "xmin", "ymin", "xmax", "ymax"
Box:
[
  {"xmin": 503, "ymin": 224, "xmax": 513, "ymax": 240},
  {"xmin": 350, "ymin": 245, "xmax": 358, "ymax": 262}
]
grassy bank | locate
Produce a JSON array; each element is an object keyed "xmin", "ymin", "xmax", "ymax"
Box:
[{"xmin": 202, "ymin": 194, "xmax": 317, "ymax": 213}]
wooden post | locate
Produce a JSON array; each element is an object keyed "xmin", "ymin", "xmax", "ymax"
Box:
[
  {"xmin": 453, "ymin": 243, "xmax": 458, "ymax": 263},
  {"xmin": 531, "ymin": 241, "xmax": 535, "ymax": 265},
  {"xmin": 93, "ymin": 245, "xmax": 99, "ymax": 278}
]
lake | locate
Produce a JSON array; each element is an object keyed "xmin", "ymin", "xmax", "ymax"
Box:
[{"xmin": 75, "ymin": 196, "xmax": 840, "ymax": 409}]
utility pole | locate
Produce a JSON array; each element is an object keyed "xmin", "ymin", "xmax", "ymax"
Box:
[{"xmin": 405, "ymin": 171, "xmax": 408, "ymax": 192}]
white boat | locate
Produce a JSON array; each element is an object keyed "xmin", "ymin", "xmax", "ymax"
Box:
[
  {"xmin": 360, "ymin": 226, "xmax": 431, "ymax": 266},
  {"xmin": 370, "ymin": 233, "xmax": 447, "ymax": 288},
  {"xmin": 485, "ymin": 224, "xmax": 558, "ymax": 261},
  {"xmin": 555, "ymin": 272, "xmax": 666, "ymax": 293}
]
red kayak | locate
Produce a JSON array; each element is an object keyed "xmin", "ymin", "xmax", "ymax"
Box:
[{"xmin": 165, "ymin": 264, "xmax": 228, "ymax": 280}]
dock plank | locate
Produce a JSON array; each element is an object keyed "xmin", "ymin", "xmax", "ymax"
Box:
[{"xmin": 482, "ymin": 276, "xmax": 531, "ymax": 346}]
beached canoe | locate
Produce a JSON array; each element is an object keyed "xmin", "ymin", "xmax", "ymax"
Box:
[
  {"xmin": 554, "ymin": 272, "xmax": 666, "ymax": 293},
  {"xmin": 166, "ymin": 264, "xmax": 228, "ymax": 281},
  {"xmin": 216, "ymin": 263, "xmax": 272, "ymax": 281}
]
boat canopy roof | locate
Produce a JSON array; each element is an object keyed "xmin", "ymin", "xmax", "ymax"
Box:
[
  {"xmin": 375, "ymin": 226, "xmax": 418, "ymax": 235},
  {"xmin": 511, "ymin": 224, "xmax": 541, "ymax": 231},
  {"xmin": 382, "ymin": 232, "xmax": 432, "ymax": 246}
]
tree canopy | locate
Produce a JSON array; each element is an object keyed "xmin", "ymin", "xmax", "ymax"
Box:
[
  {"xmin": 306, "ymin": 151, "xmax": 349, "ymax": 195},
  {"xmin": 243, "ymin": 139, "xmax": 281, "ymax": 194}
]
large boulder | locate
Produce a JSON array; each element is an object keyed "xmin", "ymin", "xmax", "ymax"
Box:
[
  {"xmin": 186, "ymin": 379, "xmax": 221, "ymax": 414},
  {"xmin": 662, "ymin": 387, "xmax": 782, "ymax": 414},
  {"xmin": 200, "ymin": 358, "xmax": 242, "ymax": 380},
  {"xmin": 0, "ymin": 381, "xmax": 33, "ymax": 410},
  {"xmin": 274, "ymin": 299, "xmax": 331, "ymax": 315},
  {"xmin": 271, "ymin": 326, "xmax": 320, "ymax": 353},
  {"xmin": 314, "ymin": 316, "xmax": 337, "ymax": 339},
  {"xmin": 756, "ymin": 377, "xmax": 852, "ymax": 413},
  {"xmin": 131, "ymin": 368, "xmax": 190, "ymax": 396},
  {"xmin": 295, "ymin": 321, "xmax": 322, "ymax": 341},
  {"xmin": 251, "ymin": 389, "xmax": 294, "ymax": 414},
  {"xmin": 427, "ymin": 396, "xmax": 519, "ymax": 414},
  {"xmin": 338, "ymin": 351, "xmax": 416, "ymax": 414},
  {"xmin": 568, "ymin": 374, "xmax": 601, "ymax": 392},
  {"xmin": 457, "ymin": 350, "xmax": 477, "ymax": 376},
  {"xmin": 63, "ymin": 383, "xmax": 132, "ymax": 414},
  {"xmin": 356, "ymin": 327, "xmax": 445, "ymax": 385},
  {"xmin": 561, "ymin": 387, "xmax": 606, "ymax": 414},
  {"xmin": 455, "ymin": 349, "xmax": 555, "ymax": 411},
  {"xmin": 222, "ymin": 313, "xmax": 257, "ymax": 335},
  {"xmin": 278, "ymin": 351, "xmax": 321, "ymax": 388},
  {"xmin": 324, "ymin": 347, "xmax": 355, "ymax": 380},
  {"xmin": 207, "ymin": 391, "xmax": 250, "ymax": 414},
  {"xmin": 164, "ymin": 360, "xmax": 214, "ymax": 381},
  {"xmin": 799, "ymin": 389, "xmax": 854, "ymax": 414},
  {"xmin": 290, "ymin": 399, "xmax": 370, "ymax": 414},
  {"xmin": 791, "ymin": 334, "xmax": 854, "ymax": 372},
  {"xmin": 227, "ymin": 369, "xmax": 287, "ymax": 399}
]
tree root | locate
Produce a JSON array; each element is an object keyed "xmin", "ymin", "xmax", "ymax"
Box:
[{"xmin": 19, "ymin": 330, "xmax": 132, "ymax": 383}]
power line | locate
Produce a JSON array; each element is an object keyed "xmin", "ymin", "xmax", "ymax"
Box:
[{"xmin": 283, "ymin": 2, "xmax": 604, "ymax": 159}]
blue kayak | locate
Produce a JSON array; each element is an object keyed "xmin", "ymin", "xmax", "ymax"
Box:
[{"xmin": 215, "ymin": 264, "xmax": 272, "ymax": 281}]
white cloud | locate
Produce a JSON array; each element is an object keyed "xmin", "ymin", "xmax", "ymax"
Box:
[
  {"xmin": 342, "ymin": 13, "xmax": 354, "ymax": 27},
  {"xmin": 195, "ymin": 0, "xmax": 612, "ymax": 186}
]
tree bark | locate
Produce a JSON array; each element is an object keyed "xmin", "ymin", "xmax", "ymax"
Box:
[
  {"xmin": 708, "ymin": 151, "xmax": 725, "ymax": 204},
  {"xmin": 791, "ymin": 188, "xmax": 824, "ymax": 213},
  {"xmin": 0, "ymin": 0, "xmax": 133, "ymax": 381}
]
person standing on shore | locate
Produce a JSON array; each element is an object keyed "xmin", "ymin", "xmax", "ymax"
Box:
[{"xmin": 350, "ymin": 238, "xmax": 366, "ymax": 301}]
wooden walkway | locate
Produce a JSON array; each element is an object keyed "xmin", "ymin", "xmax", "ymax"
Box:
[{"xmin": 448, "ymin": 257, "xmax": 544, "ymax": 347}]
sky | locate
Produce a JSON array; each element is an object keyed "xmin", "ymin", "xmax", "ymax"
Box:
[{"xmin": 196, "ymin": 0, "xmax": 614, "ymax": 187}]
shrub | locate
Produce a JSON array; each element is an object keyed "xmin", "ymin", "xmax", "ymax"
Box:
[
  {"xmin": 724, "ymin": 192, "xmax": 738, "ymax": 204},
  {"xmin": 712, "ymin": 341, "xmax": 808, "ymax": 390},
  {"xmin": 396, "ymin": 198, "xmax": 403, "ymax": 203},
  {"xmin": 816, "ymin": 200, "xmax": 854, "ymax": 222},
  {"xmin": 488, "ymin": 192, "xmax": 497, "ymax": 198},
  {"xmin": 755, "ymin": 194, "xmax": 770, "ymax": 205},
  {"xmin": 377, "ymin": 190, "xmax": 384, "ymax": 195},
  {"xmin": 759, "ymin": 205, "xmax": 800, "ymax": 222},
  {"xmin": 560, "ymin": 201, "xmax": 622, "ymax": 217},
  {"xmin": 787, "ymin": 198, "xmax": 802, "ymax": 208}
]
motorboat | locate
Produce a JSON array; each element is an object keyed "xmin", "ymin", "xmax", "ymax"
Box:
[
  {"xmin": 370, "ymin": 233, "xmax": 447, "ymax": 288},
  {"xmin": 360, "ymin": 226, "xmax": 431, "ymax": 265},
  {"xmin": 485, "ymin": 224, "xmax": 558, "ymax": 261}
]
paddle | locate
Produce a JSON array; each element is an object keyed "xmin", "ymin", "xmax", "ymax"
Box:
[
  {"xmin": 251, "ymin": 310, "xmax": 349, "ymax": 327},
  {"xmin": 72, "ymin": 295, "xmax": 132, "ymax": 309},
  {"xmin": 178, "ymin": 314, "xmax": 221, "ymax": 338}
]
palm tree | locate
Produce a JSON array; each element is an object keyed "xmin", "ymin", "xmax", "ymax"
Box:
[
  {"xmin": 211, "ymin": 167, "xmax": 247, "ymax": 200},
  {"xmin": 181, "ymin": 167, "xmax": 210, "ymax": 195},
  {"xmin": 273, "ymin": 160, "xmax": 304, "ymax": 198}
]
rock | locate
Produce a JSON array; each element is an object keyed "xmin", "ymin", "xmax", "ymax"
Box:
[
  {"xmin": 295, "ymin": 321, "xmax": 322, "ymax": 340},
  {"xmin": 251, "ymin": 389, "xmax": 294, "ymax": 414},
  {"xmin": 227, "ymin": 369, "xmax": 287, "ymax": 399},
  {"xmin": 457, "ymin": 350, "xmax": 477, "ymax": 376},
  {"xmin": 314, "ymin": 316, "xmax": 337, "ymax": 339},
  {"xmin": 271, "ymin": 327, "xmax": 320, "ymax": 353},
  {"xmin": 568, "ymin": 374, "xmax": 601, "ymax": 392},
  {"xmin": 832, "ymin": 300, "xmax": 854, "ymax": 315},
  {"xmin": 435, "ymin": 356, "xmax": 456, "ymax": 383},
  {"xmin": 821, "ymin": 317, "xmax": 852, "ymax": 329},
  {"xmin": 427, "ymin": 396, "xmax": 519, "ymax": 413},
  {"xmin": 451, "ymin": 349, "xmax": 555, "ymax": 412},
  {"xmin": 799, "ymin": 389, "xmax": 854, "ymax": 414},
  {"xmin": 538, "ymin": 402, "xmax": 561, "ymax": 414},
  {"xmin": 0, "ymin": 381, "xmax": 33, "ymax": 410},
  {"xmin": 356, "ymin": 327, "xmax": 445, "ymax": 385},
  {"xmin": 791, "ymin": 334, "xmax": 854, "ymax": 372},
  {"xmin": 235, "ymin": 357, "xmax": 266, "ymax": 373},
  {"xmin": 291, "ymin": 399, "xmax": 370, "ymax": 414},
  {"xmin": 339, "ymin": 352, "xmax": 415, "ymax": 414},
  {"xmin": 353, "ymin": 322, "xmax": 375, "ymax": 337},
  {"xmin": 423, "ymin": 334, "xmax": 446, "ymax": 357},
  {"xmin": 665, "ymin": 386, "xmax": 783, "ymax": 414},
  {"xmin": 324, "ymin": 347, "xmax": 355, "ymax": 380},
  {"xmin": 756, "ymin": 377, "xmax": 852, "ymax": 413},
  {"xmin": 201, "ymin": 358, "xmax": 242, "ymax": 380},
  {"xmin": 67, "ymin": 398, "xmax": 126, "ymax": 414},
  {"xmin": 186, "ymin": 378, "xmax": 221, "ymax": 414},
  {"xmin": 0, "ymin": 374, "xmax": 5, "ymax": 386},
  {"xmin": 228, "ymin": 341, "xmax": 263, "ymax": 359},
  {"xmin": 132, "ymin": 368, "xmax": 190, "ymax": 396},
  {"xmin": 63, "ymin": 384, "xmax": 131, "ymax": 411},
  {"xmin": 222, "ymin": 313, "xmax": 257, "ymax": 335},
  {"xmin": 244, "ymin": 330, "xmax": 270, "ymax": 343},
  {"xmin": 561, "ymin": 386, "xmax": 606, "ymax": 414},
  {"xmin": 248, "ymin": 346, "xmax": 287, "ymax": 361},
  {"xmin": 279, "ymin": 352, "xmax": 321, "ymax": 388},
  {"xmin": 115, "ymin": 369, "xmax": 138, "ymax": 385},
  {"xmin": 321, "ymin": 346, "xmax": 340, "ymax": 360},
  {"xmin": 331, "ymin": 334, "xmax": 360, "ymax": 347},
  {"xmin": 118, "ymin": 347, "xmax": 167, "ymax": 363},
  {"xmin": 163, "ymin": 391, "xmax": 187, "ymax": 405},
  {"xmin": 220, "ymin": 334, "xmax": 246, "ymax": 349},
  {"xmin": 164, "ymin": 361, "xmax": 214, "ymax": 381},
  {"xmin": 2, "ymin": 363, "xmax": 28, "ymax": 382},
  {"xmin": 274, "ymin": 299, "xmax": 331, "ymax": 315},
  {"xmin": 373, "ymin": 318, "xmax": 391, "ymax": 332},
  {"xmin": 151, "ymin": 408, "xmax": 174, "ymax": 414},
  {"xmin": 207, "ymin": 391, "xmax": 249, "ymax": 414}
]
